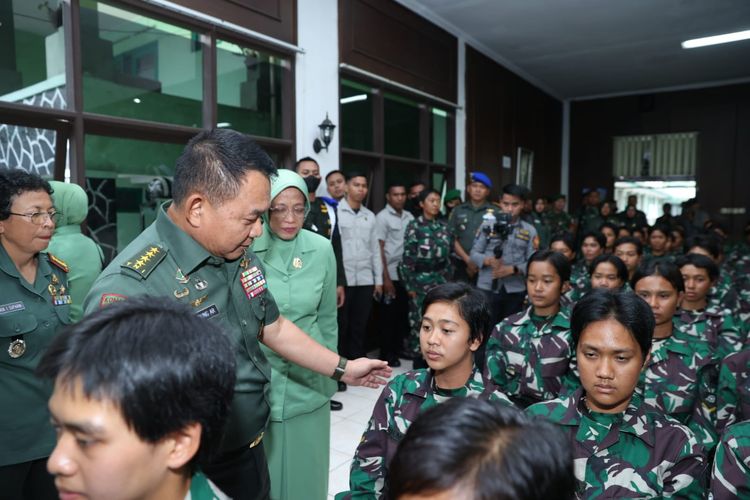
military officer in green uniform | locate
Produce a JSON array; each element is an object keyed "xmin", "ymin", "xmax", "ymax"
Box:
[
  {"xmin": 0, "ymin": 170, "xmax": 71, "ymax": 500},
  {"xmin": 546, "ymin": 194, "xmax": 574, "ymax": 236},
  {"xmin": 83, "ymin": 129, "xmax": 391, "ymax": 500},
  {"xmin": 447, "ymin": 172, "xmax": 502, "ymax": 283}
]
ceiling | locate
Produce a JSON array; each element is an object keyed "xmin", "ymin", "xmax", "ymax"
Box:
[{"xmin": 399, "ymin": 0, "xmax": 750, "ymax": 100}]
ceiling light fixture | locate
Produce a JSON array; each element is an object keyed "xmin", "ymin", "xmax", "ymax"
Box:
[
  {"xmin": 682, "ymin": 29, "xmax": 750, "ymax": 49},
  {"xmin": 340, "ymin": 94, "xmax": 367, "ymax": 104}
]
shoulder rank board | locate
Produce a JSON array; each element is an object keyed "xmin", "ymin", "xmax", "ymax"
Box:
[
  {"xmin": 47, "ymin": 253, "xmax": 69, "ymax": 273},
  {"xmin": 122, "ymin": 245, "xmax": 167, "ymax": 279}
]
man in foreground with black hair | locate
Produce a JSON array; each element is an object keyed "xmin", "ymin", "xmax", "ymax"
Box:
[{"xmin": 39, "ymin": 297, "xmax": 235, "ymax": 500}]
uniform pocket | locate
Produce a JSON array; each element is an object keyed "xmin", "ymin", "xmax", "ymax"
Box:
[{"xmin": 0, "ymin": 312, "xmax": 38, "ymax": 338}]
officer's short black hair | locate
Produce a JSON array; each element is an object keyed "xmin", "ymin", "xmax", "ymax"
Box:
[
  {"xmin": 502, "ymin": 183, "xmax": 530, "ymax": 201},
  {"xmin": 676, "ymin": 253, "xmax": 719, "ymax": 282},
  {"xmin": 325, "ymin": 169, "xmax": 344, "ymax": 182},
  {"xmin": 388, "ymin": 398, "xmax": 575, "ymax": 500},
  {"xmin": 582, "ymin": 230, "xmax": 606, "ymax": 249},
  {"xmin": 421, "ymin": 283, "xmax": 489, "ymax": 346},
  {"xmin": 589, "ymin": 254, "xmax": 628, "ymax": 284},
  {"xmin": 0, "ymin": 170, "xmax": 53, "ymax": 220},
  {"xmin": 37, "ymin": 297, "xmax": 236, "ymax": 471},
  {"xmin": 528, "ymin": 250, "xmax": 571, "ymax": 283},
  {"xmin": 172, "ymin": 128, "xmax": 277, "ymax": 206},
  {"xmin": 631, "ymin": 261, "xmax": 684, "ymax": 292},
  {"xmin": 345, "ymin": 171, "xmax": 367, "ymax": 183},
  {"xmin": 408, "ymin": 180, "xmax": 426, "ymax": 191},
  {"xmin": 550, "ymin": 232, "xmax": 576, "ymax": 253},
  {"xmin": 417, "ymin": 188, "xmax": 440, "ymax": 205},
  {"xmin": 571, "ymin": 289, "xmax": 653, "ymax": 361},
  {"xmin": 294, "ymin": 156, "xmax": 318, "ymax": 172},
  {"xmin": 385, "ymin": 182, "xmax": 407, "ymax": 193},
  {"xmin": 686, "ymin": 234, "xmax": 722, "ymax": 260},
  {"xmin": 614, "ymin": 236, "xmax": 643, "ymax": 255}
]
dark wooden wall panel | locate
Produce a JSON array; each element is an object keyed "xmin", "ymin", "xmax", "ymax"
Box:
[
  {"xmin": 569, "ymin": 83, "xmax": 750, "ymax": 237},
  {"xmin": 465, "ymin": 47, "xmax": 562, "ymax": 201},
  {"xmin": 340, "ymin": 0, "xmax": 457, "ymax": 102},
  {"xmin": 172, "ymin": 0, "xmax": 295, "ymax": 43}
]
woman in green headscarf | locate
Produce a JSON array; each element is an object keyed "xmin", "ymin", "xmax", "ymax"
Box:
[{"xmin": 253, "ymin": 169, "xmax": 338, "ymax": 500}]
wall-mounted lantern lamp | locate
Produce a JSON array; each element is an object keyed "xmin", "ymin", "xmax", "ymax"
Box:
[{"xmin": 313, "ymin": 113, "xmax": 336, "ymax": 153}]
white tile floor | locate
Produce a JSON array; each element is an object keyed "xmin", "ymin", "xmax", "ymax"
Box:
[{"xmin": 327, "ymin": 358, "xmax": 410, "ymax": 499}]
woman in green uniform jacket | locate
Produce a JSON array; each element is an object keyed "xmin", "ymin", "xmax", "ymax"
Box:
[
  {"xmin": 0, "ymin": 171, "xmax": 71, "ymax": 499},
  {"xmin": 253, "ymin": 169, "xmax": 338, "ymax": 500}
]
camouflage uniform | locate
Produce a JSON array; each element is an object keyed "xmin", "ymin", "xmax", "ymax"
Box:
[
  {"xmin": 710, "ymin": 420, "xmax": 750, "ymax": 500},
  {"xmin": 398, "ymin": 216, "xmax": 452, "ymax": 355},
  {"xmin": 527, "ymin": 389, "xmax": 707, "ymax": 499},
  {"xmin": 546, "ymin": 209, "xmax": 574, "ymax": 236},
  {"xmin": 337, "ymin": 368, "xmax": 513, "ymax": 499},
  {"xmin": 484, "ymin": 306, "xmax": 574, "ymax": 407},
  {"xmin": 578, "ymin": 206, "xmax": 601, "ymax": 235},
  {"xmin": 708, "ymin": 271, "xmax": 742, "ymax": 317},
  {"xmin": 715, "ymin": 348, "xmax": 750, "ymax": 434},
  {"xmin": 566, "ymin": 260, "xmax": 590, "ymax": 303},
  {"xmin": 675, "ymin": 306, "xmax": 744, "ymax": 360},
  {"xmin": 638, "ymin": 328, "xmax": 719, "ymax": 450}
]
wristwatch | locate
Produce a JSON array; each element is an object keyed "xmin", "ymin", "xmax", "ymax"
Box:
[{"xmin": 331, "ymin": 356, "xmax": 348, "ymax": 381}]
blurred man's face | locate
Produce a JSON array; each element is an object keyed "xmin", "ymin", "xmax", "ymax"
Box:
[
  {"xmin": 48, "ymin": 378, "xmax": 192, "ymax": 500},
  {"xmin": 553, "ymin": 198, "xmax": 566, "ymax": 211},
  {"xmin": 326, "ymin": 173, "xmax": 346, "ymax": 200},
  {"xmin": 386, "ymin": 186, "xmax": 407, "ymax": 211},
  {"xmin": 500, "ymin": 193, "xmax": 523, "ymax": 220},
  {"xmin": 408, "ymin": 183, "xmax": 425, "ymax": 200},
  {"xmin": 467, "ymin": 182, "xmax": 489, "ymax": 204},
  {"xmin": 347, "ymin": 176, "xmax": 368, "ymax": 204}
]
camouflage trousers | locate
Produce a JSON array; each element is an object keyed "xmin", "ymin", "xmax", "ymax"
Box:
[{"xmin": 406, "ymin": 275, "xmax": 446, "ymax": 355}]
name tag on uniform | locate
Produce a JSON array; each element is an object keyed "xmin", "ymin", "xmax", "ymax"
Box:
[
  {"xmin": 195, "ymin": 304, "xmax": 220, "ymax": 320},
  {"xmin": 240, "ymin": 266, "xmax": 268, "ymax": 299},
  {"xmin": 0, "ymin": 302, "xmax": 25, "ymax": 315}
]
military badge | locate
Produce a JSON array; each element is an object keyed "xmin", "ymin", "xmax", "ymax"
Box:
[{"xmin": 8, "ymin": 338, "xmax": 26, "ymax": 359}]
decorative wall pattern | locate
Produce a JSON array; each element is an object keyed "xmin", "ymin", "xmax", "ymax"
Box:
[
  {"xmin": 0, "ymin": 87, "xmax": 66, "ymax": 176},
  {"xmin": 85, "ymin": 177, "xmax": 118, "ymax": 265}
]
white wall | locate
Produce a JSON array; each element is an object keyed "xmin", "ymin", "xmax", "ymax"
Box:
[{"xmin": 295, "ymin": 0, "xmax": 340, "ymax": 194}]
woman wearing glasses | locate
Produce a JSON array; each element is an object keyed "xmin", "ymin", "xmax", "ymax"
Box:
[
  {"xmin": 252, "ymin": 169, "xmax": 339, "ymax": 500},
  {"xmin": 0, "ymin": 170, "xmax": 71, "ymax": 500}
]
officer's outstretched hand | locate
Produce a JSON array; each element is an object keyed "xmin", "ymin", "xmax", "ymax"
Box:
[{"xmin": 342, "ymin": 358, "xmax": 393, "ymax": 388}]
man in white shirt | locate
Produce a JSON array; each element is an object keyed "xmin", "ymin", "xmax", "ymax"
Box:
[
  {"xmin": 374, "ymin": 183, "xmax": 414, "ymax": 366},
  {"xmin": 337, "ymin": 172, "xmax": 382, "ymax": 359}
]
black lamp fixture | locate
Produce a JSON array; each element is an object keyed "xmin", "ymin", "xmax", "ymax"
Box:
[{"xmin": 313, "ymin": 113, "xmax": 336, "ymax": 153}]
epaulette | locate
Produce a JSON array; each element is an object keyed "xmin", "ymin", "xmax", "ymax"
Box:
[
  {"xmin": 47, "ymin": 253, "xmax": 69, "ymax": 273},
  {"xmin": 121, "ymin": 244, "xmax": 167, "ymax": 279}
]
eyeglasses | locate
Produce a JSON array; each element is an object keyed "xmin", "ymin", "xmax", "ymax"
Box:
[
  {"xmin": 269, "ymin": 206, "xmax": 306, "ymax": 219},
  {"xmin": 8, "ymin": 211, "xmax": 62, "ymax": 225}
]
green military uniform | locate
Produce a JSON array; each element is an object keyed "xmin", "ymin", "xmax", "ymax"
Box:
[
  {"xmin": 48, "ymin": 181, "xmax": 104, "ymax": 322},
  {"xmin": 578, "ymin": 206, "xmax": 602, "ymax": 235},
  {"xmin": 0, "ymin": 244, "xmax": 71, "ymax": 468},
  {"xmin": 484, "ymin": 306, "xmax": 574, "ymax": 407},
  {"xmin": 675, "ymin": 306, "xmax": 744, "ymax": 361},
  {"xmin": 715, "ymin": 348, "xmax": 750, "ymax": 434},
  {"xmin": 398, "ymin": 216, "xmax": 452, "ymax": 355},
  {"xmin": 188, "ymin": 472, "xmax": 229, "ymax": 500},
  {"xmin": 253, "ymin": 170, "xmax": 337, "ymax": 500},
  {"xmin": 527, "ymin": 389, "xmax": 707, "ymax": 498},
  {"xmin": 337, "ymin": 368, "xmax": 513, "ymax": 499},
  {"xmin": 447, "ymin": 201, "xmax": 502, "ymax": 281},
  {"xmin": 84, "ymin": 204, "xmax": 280, "ymax": 457},
  {"xmin": 639, "ymin": 327, "xmax": 719, "ymax": 450},
  {"xmin": 567, "ymin": 260, "xmax": 590, "ymax": 302},
  {"xmin": 546, "ymin": 208, "xmax": 574, "ymax": 236},
  {"xmin": 528, "ymin": 211, "xmax": 551, "ymax": 249},
  {"xmin": 711, "ymin": 420, "xmax": 750, "ymax": 499}
]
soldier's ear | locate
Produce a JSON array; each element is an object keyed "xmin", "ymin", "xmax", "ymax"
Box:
[
  {"xmin": 468, "ymin": 334, "xmax": 482, "ymax": 352},
  {"xmin": 184, "ymin": 194, "xmax": 204, "ymax": 228}
]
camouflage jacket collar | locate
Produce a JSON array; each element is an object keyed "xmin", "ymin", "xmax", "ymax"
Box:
[
  {"xmin": 563, "ymin": 389, "xmax": 657, "ymax": 449},
  {"xmin": 403, "ymin": 367, "xmax": 484, "ymax": 400},
  {"xmin": 511, "ymin": 305, "xmax": 571, "ymax": 333}
]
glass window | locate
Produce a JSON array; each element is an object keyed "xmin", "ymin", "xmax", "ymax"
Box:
[
  {"xmin": 0, "ymin": 0, "xmax": 67, "ymax": 109},
  {"xmin": 0, "ymin": 124, "xmax": 58, "ymax": 177},
  {"xmin": 85, "ymin": 135, "xmax": 183, "ymax": 256},
  {"xmin": 340, "ymin": 79, "xmax": 374, "ymax": 151},
  {"xmin": 384, "ymin": 92, "xmax": 420, "ymax": 159},
  {"xmin": 216, "ymin": 40, "xmax": 290, "ymax": 138},
  {"xmin": 431, "ymin": 107, "xmax": 448, "ymax": 164},
  {"xmin": 80, "ymin": 1, "xmax": 203, "ymax": 127}
]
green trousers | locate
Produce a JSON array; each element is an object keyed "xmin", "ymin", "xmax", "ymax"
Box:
[{"xmin": 264, "ymin": 403, "xmax": 331, "ymax": 500}]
